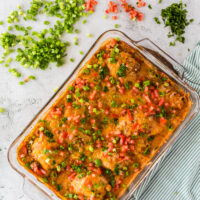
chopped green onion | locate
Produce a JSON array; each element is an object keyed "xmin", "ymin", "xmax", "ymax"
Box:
[
  {"xmin": 82, "ymin": 19, "xmax": 87, "ymax": 24},
  {"xmin": 44, "ymin": 20, "xmax": 50, "ymax": 25},
  {"xmin": 94, "ymin": 159, "xmax": 102, "ymax": 167},
  {"xmin": 103, "ymin": 15, "xmax": 107, "ymax": 19},
  {"xmin": 87, "ymin": 33, "xmax": 93, "ymax": 37},
  {"xmin": 6, "ymin": 57, "xmax": 13, "ymax": 64},
  {"xmin": 19, "ymin": 81, "xmax": 25, "ymax": 85},
  {"xmin": 70, "ymin": 58, "xmax": 74, "ymax": 62},
  {"xmin": 28, "ymin": 75, "xmax": 36, "ymax": 80},
  {"xmin": 0, "ymin": 107, "xmax": 5, "ymax": 113},
  {"xmin": 89, "ymin": 146, "xmax": 94, "ymax": 152},
  {"xmin": 114, "ymin": 24, "xmax": 120, "ymax": 28},
  {"xmin": 79, "ymin": 51, "xmax": 84, "ymax": 55}
]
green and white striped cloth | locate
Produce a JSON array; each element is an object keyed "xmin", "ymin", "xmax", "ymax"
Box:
[{"xmin": 133, "ymin": 43, "xmax": 200, "ymax": 200}]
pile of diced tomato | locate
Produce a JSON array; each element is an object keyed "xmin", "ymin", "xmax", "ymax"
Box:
[
  {"xmin": 85, "ymin": 0, "xmax": 146, "ymax": 21},
  {"xmin": 85, "ymin": 0, "xmax": 98, "ymax": 12}
]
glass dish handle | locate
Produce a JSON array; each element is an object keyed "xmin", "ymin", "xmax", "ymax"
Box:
[
  {"xmin": 23, "ymin": 177, "xmax": 52, "ymax": 200},
  {"xmin": 135, "ymin": 38, "xmax": 185, "ymax": 79}
]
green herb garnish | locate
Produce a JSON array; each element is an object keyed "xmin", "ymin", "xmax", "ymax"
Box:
[{"xmin": 160, "ymin": 2, "xmax": 193, "ymax": 45}]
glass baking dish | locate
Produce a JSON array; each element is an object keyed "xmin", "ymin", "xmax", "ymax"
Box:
[{"xmin": 8, "ymin": 30, "xmax": 200, "ymax": 200}]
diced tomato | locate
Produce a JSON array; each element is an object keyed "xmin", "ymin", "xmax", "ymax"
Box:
[
  {"xmin": 104, "ymin": 75, "xmax": 110, "ymax": 81},
  {"xmin": 112, "ymin": 15, "xmax": 117, "ymax": 20},
  {"xmin": 98, "ymin": 101, "xmax": 103, "ymax": 109},
  {"xmin": 132, "ymin": 86, "xmax": 139, "ymax": 94},
  {"xmin": 132, "ymin": 122, "xmax": 139, "ymax": 130},
  {"xmin": 49, "ymin": 107, "xmax": 62, "ymax": 119},
  {"xmin": 74, "ymin": 115, "xmax": 81, "ymax": 123},
  {"xmin": 144, "ymin": 86, "xmax": 149, "ymax": 93},
  {"xmin": 154, "ymin": 89, "xmax": 159, "ymax": 98},
  {"xmin": 121, "ymin": 144, "xmax": 129, "ymax": 153},
  {"xmin": 40, "ymin": 169, "xmax": 47, "ymax": 175},
  {"xmin": 119, "ymin": 135, "xmax": 125, "ymax": 145},
  {"xmin": 66, "ymin": 102, "xmax": 72, "ymax": 109},
  {"xmin": 84, "ymin": 179, "xmax": 92, "ymax": 188},
  {"xmin": 105, "ymin": 108, "xmax": 110, "ymax": 115},
  {"xmin": 104, "ymin": 53, "xmax": 110, "ymax": 59},
  {"xmin": 130, "ymin": 145, "xmax": 135, "ymax": 151},
  {"xmin": 107, "ymin": 81, "xmax": 112, "ymax": 88},
  {"xmin": 69, "ymin": 172, "xmax": 77, "ymax": 181},
  {"xmin": 30, "ymin": 162, "xmax": 46, "ymax": 176},
  {"xmin": 62, "ymin": 124, "xmax": 67, "ymax": 128},
  {"xmin": 150, "ymin": 91, "xmax": 155, "ymax": 100},
  {"xmin": 110, "ymin": 113, "xmax": 118, "ymax": 118},
  {"xmin": 85, "ymin": 0, "xmax": 98, "ymax": 12},
  {"xmin": 113, "ymin": 130, "xmax": 121, "ymax": 135},
  {"xmin": 110, "ymin": 38, "xmax": 117, "ymax": 47},
  {"xmin": 137, "ymin": 0, "xmax": 146, "ymax": 8},
  {"xmin": 143, "ymin": 94, "xmax": 151, "ymax": 104},
  {"xmin": 58, "ymin": 131, "xmax": 68, "ymax": 144},
  {"xmin": 138, "ymin": 105, "xmax": 143, "ymax": 110},
  {"xmin": 90, "ymin": 82, "xmax": 95, "ymax": 88},
  {"xmin": 88, "ymin": 105, "xmax": 93, "ymax": 114},
  {"xmin": 66, "ymin": 165, "xmax": 71, "ymax": 171},
  {"xmin": 125, "ymin": 62, "xmax": 129, "ymax": 68},
  {"xmin": 22, "ymin": 142, "xmax": 28, "ymax": 155},
  {"xmin": 106, "ymin": 142, "xmax": 114, "ymax": 154},
  {"xmin": 96, "ymin": 141, "xmax": 102, "ymax": 148},
  {"xmin": 158, "ymin": 97, "xmax": 165, "ymax": 107},
  {"xmin": 124, "ymin": 137, "xmax": 128, "ymax": 145},
  {"xmin": 160, "ymin": 117, "xmax": 167, "ymax": 125},
  {"xmin": 99, "ymin": 92, "xmax": 105, "ymax": 98},
  {"xmin": 90, "ymin": 119, "xmax": 96, "ymax": 124},
  {"xmin": 127, "ymin": 109, "xmax": 133, "ymax": 121},
  {"xmin": 156, "ymin": 108, "xmax": 161, "ymax": 112},
  {"xmin": 89, "ymin": 90, "xmax": 97, "ymax": 100},
  {"xmin": 172, "ymin": 110, "xmax": 177, "ymax": 114},
  {"xmin": 118, "ymin": 77, "xmax": 124, "ymax": 84},
  {"xmin": 129, "ymin": 139, "xmax": 135, "ymax": 144},
  {"xmin": 105, "ymin": 9, "xmax": 109, "ymax": 14},
  {"xmin": 129, "ymin": 10, "xmax": 137, "ymax": 19},
  {"xmin": 69, "ymin": 185, "xmax": 74, "ymax": 191},
  {"xmin": 114, "ymin": 179, "xmax": 122, "ymax": 190},
  {"xmin": 89, "ymin": 195, "xmax": 95, "ymax": 200},
  {"xmin": 92, "ymin": 72, "xmax": 98, "ymax": 77},
  {"xmin": 121, "ymin": 109, "xmax": 126, "ymax": 115},
  {"xmin": 119, "ymin": 87, "xmax": 125, "ymax": 94},
  {"xmin": 149, "ymin": 104, "xmax": 155, "ymax": 112},
  {"xmin": 165, "ymin": 102, "xmax": 170, "ymax": 107},
  {"xmin": 106, "ymin": 1, "xmax": 118, "ymax": 14},
  {"xmin": 79, "ymin": 195, "xmax": 84, "ymax": 200},
  {"xmin": 30, "ymin": 162, "xmax": 38, "ymax": 173}
]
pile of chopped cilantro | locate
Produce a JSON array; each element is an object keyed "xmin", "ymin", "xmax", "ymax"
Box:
[{"xmin": 154, "ymin": 2, "xmax": 194, "ymax": 46}]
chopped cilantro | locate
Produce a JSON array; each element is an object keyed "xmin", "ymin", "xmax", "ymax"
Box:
[{"xmin": 116, "ymin": 63, "xmax": 127, "ymax": 77}]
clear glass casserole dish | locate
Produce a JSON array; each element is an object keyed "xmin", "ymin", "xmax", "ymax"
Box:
[{"xmin": 8, "ymin": 30, "xmax": 200, "ymax": 200}]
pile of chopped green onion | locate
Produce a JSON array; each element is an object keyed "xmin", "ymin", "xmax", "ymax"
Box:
[{"xmin": 0, "ymin": 0, "xmax": 92, "ymax": 84}]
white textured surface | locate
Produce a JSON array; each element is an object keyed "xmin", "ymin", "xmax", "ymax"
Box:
[{"xmin": 0, "ymin": 0, "xmax": 199, "ymax": 200}]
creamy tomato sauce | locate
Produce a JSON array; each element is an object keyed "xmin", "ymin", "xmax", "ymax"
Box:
[{"xmin": 17, "ymin": 38, "xmax": 192, "ymax": 200}]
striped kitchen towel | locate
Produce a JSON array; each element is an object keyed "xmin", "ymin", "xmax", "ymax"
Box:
[{"xmin": 135, "ymin": 43, "xmax": 200, "ymax": 200}]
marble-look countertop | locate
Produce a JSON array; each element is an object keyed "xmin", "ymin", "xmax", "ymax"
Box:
[{"xmin": 0, "ymin": 0, "xmax": 199, "ymax": 200}]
